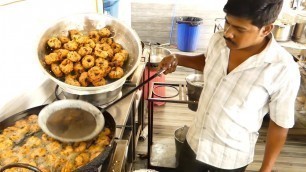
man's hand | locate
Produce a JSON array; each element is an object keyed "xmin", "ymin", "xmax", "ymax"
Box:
[{"xmin": 157, "ymin": 54, "xmax": 178, "ymax": 75}]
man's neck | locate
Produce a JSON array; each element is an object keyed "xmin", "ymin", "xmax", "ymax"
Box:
[{"xmin": 232, "ymin": 37, "xmax": 270, "ymax": 58}]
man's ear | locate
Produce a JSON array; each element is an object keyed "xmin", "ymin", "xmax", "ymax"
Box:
[{"xmin": 261, "ymin": 24, "xmax": 273, "ymax": 36}]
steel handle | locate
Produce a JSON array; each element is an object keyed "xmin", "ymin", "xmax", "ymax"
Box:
[
  {"xmin": 102, "ymin": 69, "xmax": 165, "ymax": 111},
  {"xmin": 0, "ymin": 163, "xmax": 42, "ymax": 172}
]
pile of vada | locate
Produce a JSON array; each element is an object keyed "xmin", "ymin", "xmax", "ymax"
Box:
[{"xmin": 44, "ymin": 27, "xmax": 129, "ymax": 87}]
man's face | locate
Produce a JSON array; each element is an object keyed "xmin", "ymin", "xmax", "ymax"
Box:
[{"xmin": 223, "ymin": 15, "xmax": 266, "ymax": 50}]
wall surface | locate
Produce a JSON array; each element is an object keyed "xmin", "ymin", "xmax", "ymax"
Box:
[
  {"xmin": 0, "ymin": 0, "xmax": 98, "ymax": 120},
  {"xmin": 131, "ymin": 0, "xmax": 293, "ymax": 51},
  {"xmin": 131, "ymin": 0, "xmax": 227, "ymax": 51}
]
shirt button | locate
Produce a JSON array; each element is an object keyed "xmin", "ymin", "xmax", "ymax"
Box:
[
  {"xmin": 203, "ymin": 127, "xmax": 206, "ymax": 129},
  {"xmin": 206, "ymin": 112, "xmax": 209, "ymax": 115},
  {"xmin": 223, "ymin": 78, "xmax": 226, "ymax": 81}
]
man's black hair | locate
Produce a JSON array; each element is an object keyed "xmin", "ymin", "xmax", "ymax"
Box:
[{"xmin": 223, "ymin": 0, "xmax": 283, "ymax": 28}]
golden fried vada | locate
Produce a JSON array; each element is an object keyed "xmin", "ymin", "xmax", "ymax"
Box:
[
  {"xmin": 109, "ymin": 67, "xmax": 124, "ymax": 79},
  {"xmin": 82, "ymin": 55, "xmax": 95, "ymax": 69},
  {"xmin": 51, "ymin": 63, "xmax": 64, "ymax": 77},
  {"xmin": 79, "ymin": 72, "xmax": 90, "ymax": 87},
  {"xmin": 47, "ymin": 37, "xmax": 62, "ymax": 49},
  {"xmin": 67, "ymin": 51, "xmax": 81, "ymax": 62},
  {"xmin": 98, "ymin": 27, "xmax": 111, "ymax": 38},
  {"xmin": 78, "ymin": 46, "xmax": 93, "ymax": 57},
  {"xmin": 60, "ymin": 59, "xmax": 74, "ymax": 74},
  {"xmin": 63, "ymin": 41, "xmax": 78, "ymax": 51},
  {"xmin": 88, "ymin": 66, "xmax": 104, "ymax": 82}
]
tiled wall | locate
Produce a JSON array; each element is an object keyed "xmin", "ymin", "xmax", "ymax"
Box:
[{"xmin": 131, "ymin": 1, "xmax": 226, "ymax": 51}]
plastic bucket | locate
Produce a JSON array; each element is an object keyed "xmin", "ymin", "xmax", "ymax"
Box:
[
  {"xmin": 103, "ymin": 0, "xmax": 120, "ymax": 18},
  {"xmin": 174, "ymin": 126, "xmax": 189, "ymax": 166},
  {"xmin": 176, "ymin": 16, "xmax": 203, "ymax": 52}
]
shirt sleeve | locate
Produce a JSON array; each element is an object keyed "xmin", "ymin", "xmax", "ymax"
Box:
[
  {"xmin": 205, "ymin": 31, "xmax": 222, "ymax": 62},
  {"xmin": 269, "ymin": 62, "xmax": 301, "ymax": 128}
]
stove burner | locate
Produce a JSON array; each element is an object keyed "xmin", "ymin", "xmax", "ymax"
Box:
[{"xmin": 54, "ymin": 85, "xmax": 123, "ymax": 106}]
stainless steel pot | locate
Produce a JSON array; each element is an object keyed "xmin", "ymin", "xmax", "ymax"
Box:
[
  {"xmin": 148, "ymin": 47, "xmax": 171, "ymax": 69},
  {"xmin": 37, "ymin": 13, "xmax": 142, "ymax": 95},
  {"xmin": 186, "ymin": 74, "xmax": 204, "ymax": 111},
  {"xmin": 292, "ymin": 22, "xmax": 306, "ymax": 43},
  {"xmin": 272, "ymin": 23, "xmax": 295, "ymax": 42}
]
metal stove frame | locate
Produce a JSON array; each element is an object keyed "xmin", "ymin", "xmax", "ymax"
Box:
[{"xmin": 147, "ymin": 82, "xmax": 198, "ymax": 171}]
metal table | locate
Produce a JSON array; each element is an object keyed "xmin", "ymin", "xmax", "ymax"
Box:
[{"xmin": 147, "ymin": 82, "xmax": 197, "ymax": 170}]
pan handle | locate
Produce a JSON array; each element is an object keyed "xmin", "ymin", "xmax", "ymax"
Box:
[{"xmin": 0, "ymin": 163, "xmax": 42, "ymax": 172}]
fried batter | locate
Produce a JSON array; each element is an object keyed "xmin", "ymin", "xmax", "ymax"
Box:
[
  {"xmin": 74, "ymin": 35, "xmax": 89, "ymax": 44},
  {"xmin": 98, "ymin": 27, "xmax": 111, "ymax": 38},
  {"xmin": 43, "ymin": 27, "xmax": 130, "ymax": 88},
  {"xmin": 59, "ymin": 59, "xmax": 74, "ymax": 74},
  {"xmin": 54, "ymin": 49, "xmax": 69, "ymax": 61},
  {"xmin": 58, "ymin": 36, "xmax": 70, "ymax": 44},
  {"xmin": 63, "ymin": 41, "xmax": 78, "ymax": 51},
  {"xmin": 89, "ymin": 30, "xmax": 100, "ymax": 43},
  {"xmin": 92, "ymin": 77, "xmax": 106, "ymax": 86},
  {"xmin": 82, "ymin": 55, "xmax": 95, "ymax": 69},
  {"xmin": 88, "ymin": 66, "xmax": 104, "ymax": 82},
  {"xmin": 73, "ymin": 62, "xmax": 85, "ymax": 74},
  {"xmin": 96, "ymin": 43, "xmax": 111, "ymax": 51},
  {"xmin": 79, "ymin": 72, "xmax": 90, "ymax": 87},
  {"xmin": 0, "ymin": 114, "xmax": 112, "ymax": 171},
  {"xmin": 111, "ymin": 43, "xmax": 122, "ymax": 53},
  {"xmin": 120, "ymin": 49, "xmax": 129, "ymax": 61},
  {"xmin": 78, "ymin": 46, "xmax": 92, "ymax": 57},
  {"xmin": 45, "ymin": 52, "xmax": 60, "ymax": 65},
  {"xmin": 47, "ymin": 37, "xmax": 61, "ymax": 49},
  {"xmin": 94, "ymin": 48, "xmax": 108, "ymax": 58},
  {"xmin": 67, "ymin": 51, "xmax": 81, "ymax": 62},
  {"xmin": 95, "ymin": 58, "xmax": 109, "ymax": 69},
  {"xmin": 65, "ymin": 74, "xmax": 81, "ymax": 86},
  {"xmin": 68, "ymin": 29, "xmax": 82, "ymax": 39},
  {"xmin": 109, "ymin": 67, "xmax": 124, "ymax": 79},
  {"xmin": 75, "ymin": 152, "xmax": 90, "ymax": 167},
  {"xmin": 85, "ymin": 39, "xmax": 96, "ymax": 48},
  {"xmin": 51, "ymin": 63, "xmax": 64, "ymax": 78},
  {"xmin": 100, "ymin": 37, "xmax": 113, "ymax": 45},
  {"xmin": 111, "ymin": 53, "xmax": 125, "ymax": 67}
]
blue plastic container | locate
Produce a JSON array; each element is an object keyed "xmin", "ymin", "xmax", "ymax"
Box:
[
  {"xmin": 176, "ymin": 16, "xmax": 203, "ymax": 52},
  {"xmin": 103, "ymin": 0, "xmax": 120, "ymax": 18}
]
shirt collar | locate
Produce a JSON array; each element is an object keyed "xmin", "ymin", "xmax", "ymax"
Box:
[{"xmin": 253, "ymin": 33, "xmax": 279, "ymax": 65}]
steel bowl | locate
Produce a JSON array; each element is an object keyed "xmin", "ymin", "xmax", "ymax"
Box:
[
  {"xmin": 186, "ymin": 74, "xmax": 204, "ymax": 111},
  {"xmin": 148, "ymin": 47, "xmax": 171, "ymax": 69},
  {"xmin": 37, "ymin": 13, "xmax": 142, "ymax": 95}
]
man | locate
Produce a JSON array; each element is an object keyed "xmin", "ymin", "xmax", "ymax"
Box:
[{"xmin": 158, "ymin": 0, "xmax": 300, "ymax": 171}]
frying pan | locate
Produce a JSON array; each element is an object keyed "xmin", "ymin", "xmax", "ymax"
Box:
[
  {"xmin": 0, "ymin": 69, "xmax": 165, "ymax": 171},
  {"xmin": 38, "ymin": 69, "xmax": 165, "ymax": 143},
  {"xmin": 0, "ymin": 105, "xmax": 116, "ymax": 172}
]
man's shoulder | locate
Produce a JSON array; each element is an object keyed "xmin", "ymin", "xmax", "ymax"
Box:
[
  {"xmin": 207, "ymin": 31, "xmax": 226, "ymax": 51},
  {"xmin": 267, "ymin": 39, "xmax": 296, "ymax": 65},
  {"xmin": 210, "ymin": 31, "xmax": 224, "ymax": 42}
]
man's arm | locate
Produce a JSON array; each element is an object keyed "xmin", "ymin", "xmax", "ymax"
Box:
[
  {"xmin": 158, "ymin": 53, "xmax": 206, "ymax": 74},
  {"xmin": 260, "ymin": 119, "xmax": 289, "ymax": 172},
  {"xmin": 175, "ymin": 53, "xmax": 205, "ymax": 71}
]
